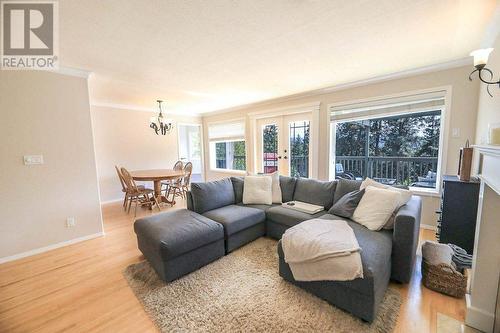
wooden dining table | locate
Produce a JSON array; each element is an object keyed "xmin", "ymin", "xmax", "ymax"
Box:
[{"xmin": 130, "ymin": 169, "xmax": 185, "ymax": 205}]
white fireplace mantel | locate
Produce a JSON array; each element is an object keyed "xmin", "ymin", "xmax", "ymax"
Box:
[{"xmin": 466, "ymin": 145, "xmax": 500, "ymax": 333}]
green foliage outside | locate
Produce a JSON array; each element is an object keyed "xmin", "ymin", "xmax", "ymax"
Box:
[
  {"xmin": 335, "ymin": 111, "xmax": 441, "ymax": 184},
  {"xmin": 215, "ymin": 141, "xmax": 246, "ymax": 171}
]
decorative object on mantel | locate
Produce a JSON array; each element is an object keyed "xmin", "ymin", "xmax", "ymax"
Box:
[
  {"xmin": 458, "ymin": 139, "xmax": 473, "ymax": 181},
  {"xmin": 469, "ymin": 48, "xmax": 499, "ymax": 97},
  {"xmin": 489, "ymin": 122, "xmax": 500, "ymax": 145},
  {"xmin": 150, "ymin": 100, "xmax": 174, "ymax": 135}
]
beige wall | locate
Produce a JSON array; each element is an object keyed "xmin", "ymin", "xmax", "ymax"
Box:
[
  {"xmin": 475, "ymin": 35, "xmax": 500, "ymax": 145},
  {"xmin": 202, "ymin": 65, "xmax": 481, "ymax": 227},
  {"xmin": 91, "ymin": 106, "xmax": 201, "ymax": 202},
  {"xmin": 0, "ymin": 71, "xmax": 103, "ymax": 260}
]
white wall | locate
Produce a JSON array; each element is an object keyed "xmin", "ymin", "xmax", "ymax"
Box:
[
  {"xmin": 0, "ymin": 71, "xmax": 103, "ymax": 260},
  {"xmin": 475, "ymin": 35, "xmax": 500, "ymax": 145},
  {"xmin": 202, "ymin": 65, "xmax": 481, "ymax": 227},
  {"xmin": 90, "ymin": 106, "xmax": 201, "ymax": 202}
]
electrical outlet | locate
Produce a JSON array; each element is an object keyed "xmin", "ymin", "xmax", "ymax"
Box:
[
  {"xmin": 23, "ymin": 155, "xmax": 44, "ymax": 165},
  {"xmin": 66, "ymin": 217, "xmax": 76, "ymax": 228}
]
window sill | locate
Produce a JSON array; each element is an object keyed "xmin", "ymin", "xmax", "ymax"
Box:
[
  {"xmin": 409, "ymin": 186, "xmax": 440, "ymax": 197},
  {"xmin": 209, "ymin": 168, "xmax": 247, "ymax": 175}
]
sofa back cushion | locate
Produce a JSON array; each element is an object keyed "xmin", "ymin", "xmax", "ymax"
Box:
[
  {"xmin": 190, "ymin": 178, "xmax": 235, "ymax": 214},
  {"xmin": 231, "ymin": 177, "xmax": 244, "ymax": 203},
  {"xmin": 279, "ymin": 175, "xmax": 297, "ymax": 203},
  {"xmin": 293, "ymin": 178, "xmax": 337, "ymax": 209},
  {"xmin": 333, "ymin": 179, "xmax": 362, "ymax": 204}
]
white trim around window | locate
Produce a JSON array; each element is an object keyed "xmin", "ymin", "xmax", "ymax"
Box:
[
  {"xmin": 207, "ymin": 118, "xmax": 247, "ymax": 173},
  {"xmin": 327, "ymin": 86, "xmax": 452, "ymax": 195}
]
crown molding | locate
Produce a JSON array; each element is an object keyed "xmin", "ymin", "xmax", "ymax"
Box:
[
  {"xmin": 90, "ymin": 101, "xmax": 201, "ymax": 117},
  {"xmin": 48, "ymin": 66, "xmax": 92, "ymax": 79},
  {"xmin": 202, "ymin": 57, "xmax": 472, "ymax": 117}
]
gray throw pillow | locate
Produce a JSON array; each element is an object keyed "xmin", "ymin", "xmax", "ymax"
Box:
[{"xmin": 328, "ymin": 189, "xmax": 365, "ymax": 218}]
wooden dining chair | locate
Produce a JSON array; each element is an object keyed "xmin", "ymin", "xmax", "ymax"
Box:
[
  {"xmin": 115, "ymin": 165, "xmax": 145, "ymax": 210},
  {"xmin": 166, "ymin": 162, "xmax": 192, "ymax": 200},
  {"xmin": 121, "ymin": 167, "xmax": 161, "ymax": 217},
  {"xmin": 181, "ymin": 162, "xmax": 193, "ymax": 196},
  {"xmin": 161, "ymin": 160, "xmax": 184, "ymax": 193}
]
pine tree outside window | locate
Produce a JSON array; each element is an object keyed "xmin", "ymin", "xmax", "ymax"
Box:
[{"xmin": 329, "ymin": 90, "xmax": 447, "ymax": 191}]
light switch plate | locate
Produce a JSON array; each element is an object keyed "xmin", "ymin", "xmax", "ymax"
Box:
[
  {"xmin": 23, "ymin": 155, "xmax": 44, "ymax": 165},
  {"xmin": 451, "ymin": 128, "xmax": 461, "ymax": 138}
]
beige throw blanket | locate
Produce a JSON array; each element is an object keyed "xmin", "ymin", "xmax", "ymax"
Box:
[{"xmin": 282, "ymin": 219, "xmax": 363, "ymax": 281}]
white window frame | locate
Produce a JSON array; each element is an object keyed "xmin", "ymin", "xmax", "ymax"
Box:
[
  {"xmin": 207, "ymin": 118, "xmax": 247, "ymax": 174},
  {"xmin": 327, "ymin": 86, "xmax": 452, "ymax": 196}
]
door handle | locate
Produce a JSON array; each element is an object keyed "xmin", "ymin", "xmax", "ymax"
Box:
[
  {"xmin": 278, "ymin": 155, "xmax": 282, "ymax": 159},
  {"xmin": 283, "ymin": 156, "xmax": 288, "ymax": 160}
]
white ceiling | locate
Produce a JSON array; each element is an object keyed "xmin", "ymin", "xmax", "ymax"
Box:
[{"xmin": 59, "ymin": 0, "xmax": 498, "ymax": 114}]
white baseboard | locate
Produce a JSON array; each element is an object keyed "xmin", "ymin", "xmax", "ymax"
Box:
[
  {"xmin": 0, "ymin": 232, "xmax": 105, "ymax": 265},
  {"xmin": 420, "ymin": 224, "xmax": 437, "ymax": 231},
  {"xmin": 100, "ymin": 198, "xmax": 123, "ymax": 205},
  {"xmin": 466, "ymin": 293, "xmax": 495, "ymax": 333}
]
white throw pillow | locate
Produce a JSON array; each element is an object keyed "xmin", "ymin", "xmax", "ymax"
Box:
[
  {"xmin": 246, "ymin": 171, "xmax": 282, "ymax": 203},
  {"xmin": 360, "ymin": 177, "xmax": 412, "ymax": 208},
  {"xmin": 243, "ymin": 176, "xmax": 273, "ymax": 205},
  {"xmin": 352, "ymin": 186, "xmax": 402, "ymax": 231}
]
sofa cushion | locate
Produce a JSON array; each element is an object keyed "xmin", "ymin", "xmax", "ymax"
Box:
[
  {"xmin": 266, "ymin": 205, "xmax": 327, "ymax": 227},
  {"xmin": 328, "ymin": 189, "xmax": 365, "ymax": 218},
  {"xmin": 190, "ymin": 178, "xmax": 235, "ymax": 214},
  {"xmin": 237, "ymin": 202, "xmax": 278, "ymax": 211},
  {"xmin": 279, "ymin": 175, "xmax": 297, "ymax": 203},
  {"xmin": 293, "ymin": 178, "xmax": 337, "ymax": 209},
  {"xmin": 243, "ymin": 175, "xmax": 273, "ymax": 205},
  {"xmin": 231, "ymin": 177, "xmax": 244, "ymax": 203},
  {"xmin": 203, "ymin": 205, "xmax": 266, "ymax": 236},
  {"xmin": 333, "ymin": 179, "xmax": 362, "ymax": 204},
  {"xmin": 134, "ymin": 209, "xmax": 224, "ymax": 260}
]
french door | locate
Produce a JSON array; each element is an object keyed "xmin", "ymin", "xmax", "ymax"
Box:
[{"xmin": 256, "ymin": 113, "xmax": 311, "ymax": 177}]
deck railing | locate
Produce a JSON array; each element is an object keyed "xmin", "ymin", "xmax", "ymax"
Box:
[{"xmin": 335, "ymin": 156, "xmax": 438, "ymax": 186}]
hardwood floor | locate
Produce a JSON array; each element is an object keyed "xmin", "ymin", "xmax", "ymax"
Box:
[{"xmin": 0, "ymin": 200, "xmax": 466, "ymax": 333}]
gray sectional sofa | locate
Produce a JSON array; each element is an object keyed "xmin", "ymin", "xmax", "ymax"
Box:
[{"xmin": 135, "ymin": 175, "xmax": 422, "ymax": 322}]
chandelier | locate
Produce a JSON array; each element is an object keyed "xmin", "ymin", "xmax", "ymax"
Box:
[{"xmin": 150, "ymin": 100, "xmax": 174, "ymax": 135}]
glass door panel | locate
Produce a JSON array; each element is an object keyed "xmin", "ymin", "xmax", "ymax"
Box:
[
  {"xmin": 256, "ymin": 112, "xmax": 311, "ymax": 177},
  {"xmin": 288, "ymin": 120, "xmax": 310, "ymax": 177},
  {"xmin": 263, "ymin": 124, "xmax": 279, "ymax": 173}
]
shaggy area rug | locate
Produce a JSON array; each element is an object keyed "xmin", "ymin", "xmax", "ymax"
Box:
[{"xmin": 124, "ymin": 238, "xmax": 401, "ymax": 332}]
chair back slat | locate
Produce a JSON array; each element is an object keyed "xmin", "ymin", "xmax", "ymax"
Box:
[
  {"xmin": 120, "ymin": 167, "xmax": 138, "ymax": 192},
  {"xmin": 173, "ymin": 160, "xmax": 184, "ymax": 171},
  {"xmin": 115, "ymin": 165, "xmax": 127, "ymax": 191}
]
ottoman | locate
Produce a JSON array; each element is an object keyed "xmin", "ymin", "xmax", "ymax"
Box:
[{"xmin": 134, "ymin": 209, "xmax": 225, "ymax": 282}]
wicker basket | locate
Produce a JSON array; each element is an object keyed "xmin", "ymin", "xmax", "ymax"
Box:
[{"xmin": 421, "ymin": 259, "xmax": 467, "ymax": 298}]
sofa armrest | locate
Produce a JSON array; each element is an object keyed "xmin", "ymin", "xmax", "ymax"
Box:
[
  {"xmin": 391, "ymin": 195, "xmax": 422, "ymax": 283},
  {"xmin": 186, "ymin": 191, "xmax": 194, "ymax": 211}
]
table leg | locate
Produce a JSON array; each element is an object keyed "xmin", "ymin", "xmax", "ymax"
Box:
[{"xmin": 154, "ymin": 180, "xmax": 176, "ymax": 206}]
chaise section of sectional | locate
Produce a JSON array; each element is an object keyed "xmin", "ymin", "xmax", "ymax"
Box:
[{"xmin": 277, "ymin": 215, "xmax": 393, "ymax": 323}]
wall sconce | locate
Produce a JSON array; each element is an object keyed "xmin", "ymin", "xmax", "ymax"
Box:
[{"xmin": 469, "ymin": 48, "xmax": 499, "ymax": 97}]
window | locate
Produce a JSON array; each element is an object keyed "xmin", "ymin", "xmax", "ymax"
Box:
[
  {"xmin": 208, "ymin": 120, "xmax": 246, "ymax": 171},
  {"xmin": 330, "ymin": 91, "xmax": 446, "ymax": 191}
]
